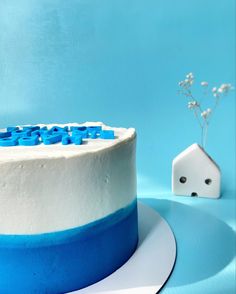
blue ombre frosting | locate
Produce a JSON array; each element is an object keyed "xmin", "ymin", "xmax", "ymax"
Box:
[{"xmin": 0, "ymin": 200, "xmax": 138, "ymax": 293}]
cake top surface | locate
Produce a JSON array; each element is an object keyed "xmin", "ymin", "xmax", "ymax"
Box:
[{"xmin": 0, "ymin": 122, "xmax": 135, "ymax": 162}]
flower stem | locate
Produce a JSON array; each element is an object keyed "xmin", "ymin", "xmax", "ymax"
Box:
[
  {"xmin": 194, "ymin": 108, "xmax": 203, "ymax": 129},
  {"xmin": 201, "ymin": 126, "xmax": 204, "ymax": 148},
  {"xmin": 202, "ymin": 120, "xmax": 209, "ymax": 150}
]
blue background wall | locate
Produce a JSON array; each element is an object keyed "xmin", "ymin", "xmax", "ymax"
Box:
[
  {"xmin": 0, "ymin": 0, "xmax": 235, "ymax": 195},
  {"xmin": 0, "ymin": 2, "xmax": 235, "ymax": 293}
]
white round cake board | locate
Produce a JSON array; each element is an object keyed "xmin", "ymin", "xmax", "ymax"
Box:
[{"xmin": 69, "ymin": 202, "xmax": 176, "ymax": 294}]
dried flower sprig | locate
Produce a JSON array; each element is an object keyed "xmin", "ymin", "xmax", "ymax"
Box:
[{"xmin": 178, "ymin": 73, "xmax": 234, "ymax": 149}]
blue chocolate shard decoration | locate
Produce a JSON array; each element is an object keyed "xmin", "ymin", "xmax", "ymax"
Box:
[
  {"xmin": 12, "ymin": 130, "xmax": 32, "ymax": 138},
  {"xmin": 23, "ymin": 126, "xmax": 40, "ymax": 132},
  {"xmin": 0, "ymin": 137, "xmax": 18, "ymax": 147},
  {"xmin": 0, "ymin": 125, "xmax": 115, "ymax": 147},
  {"xmin": 73, "ymin": 135, "xmax": 83, "ymax": 145},
  {"xmin": 72, "ymin": 130, "xmax": 88, "ymax": 139},
  {"xmin": 7, "ymin": 127, "xmax": 19, "ymax": 132},
  {"xmin": 0, "ymin": 131, "xmax": 11, "ymax": 139},
  {"xmin": 62, "ymin": 135, "xmax": 73, "ymax": 145},
  {"xmin": 18, "ymin": 136, "xmax": 40, "ymax": 146},
  {"xmin": 42, "ymin": 134, "xmax": 62, "ymax": 145},
  {"xmin": 100, "ymin": 130, "xmax": 115, "ymax": 139}
]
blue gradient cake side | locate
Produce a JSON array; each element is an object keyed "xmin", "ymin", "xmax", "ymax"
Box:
[{"xmin": 0, "ymin": 200, "xmax": 138, "ymax": 293}]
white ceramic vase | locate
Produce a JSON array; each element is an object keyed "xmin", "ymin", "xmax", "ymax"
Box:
[{"xmin": 172, "ymin": 143, "xmax": 221, "ymax": 199}]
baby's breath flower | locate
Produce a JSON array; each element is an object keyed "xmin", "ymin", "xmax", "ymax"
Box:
[
  {"xmin": 201, "ymin": 108, "xmax": 211, "ymax": 119},
  {"xmin": 188, "ymin": 101, "xmax": 199, "ymax": 109},
  {"xmin": 201, "ymin": 81, "xmax": 208, "ymax": 87},
  {"xmin": 184, "ymin": 79, "xmax": 190, "ymax": 84},
  {"xmin": 218, "ymin": 83, "xmax": 233, "ymax": 94},
  {"xmin": 186, "ymin": 72, "xmax": 194, "ymax": 79},
  {"xmin": 184, "ymin": 78, "xmax": 193, "ymax": 87},
  {"xmin": 178, "ymin": 77, "xmax": 193, "ymax": 89},
  {"xmin": 178, "ymin": 72, "xmax": 234, "ymax": 149}
]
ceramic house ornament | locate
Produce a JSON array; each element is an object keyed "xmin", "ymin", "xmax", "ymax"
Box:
[
  {"xmin": 172, "ymin": 144, "xmax": 221, "ymax": 198},
  {"xmin": 172, "ymin": 73, "xmax": 233, "ymax": 199}
]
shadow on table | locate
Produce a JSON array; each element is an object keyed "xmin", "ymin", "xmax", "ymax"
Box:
[{"xmin": 140, "ymin": 197, "xmax": 236, "ymax": 288}]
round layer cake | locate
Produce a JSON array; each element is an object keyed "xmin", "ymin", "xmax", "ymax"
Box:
[{"xmin": 0, "ymin": 122, "xmax": 138, "ymax": 293}]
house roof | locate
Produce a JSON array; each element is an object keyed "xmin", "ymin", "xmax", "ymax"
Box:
[{"xmin": 173, "ymin": 143, "xmax": 220, "ymax": 171}]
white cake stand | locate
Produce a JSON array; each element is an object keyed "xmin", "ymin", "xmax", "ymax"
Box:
[{"xmin": 70, "ymin": 202, "xmax": 176, "ymax": 294}]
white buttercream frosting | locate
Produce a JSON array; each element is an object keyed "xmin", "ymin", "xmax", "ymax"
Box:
[{"xmin": 0, "ymin": 122, "xmax": 137, "ymax": 234}]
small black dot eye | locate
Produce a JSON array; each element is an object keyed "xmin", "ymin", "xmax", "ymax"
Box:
[
  {"xmin": 191, "ymin": 192, "xmax": 198, "ymax": 197},
  {"xmin": 205, "ymin": 179, "xmax": 212, "ymax": 185},
  {"xmin": 179, "ymin": 176, "xmax": 187, "ymax": 183}
]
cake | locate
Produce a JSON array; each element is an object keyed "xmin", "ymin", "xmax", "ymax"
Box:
[{"xmin": 0, "ymin": 122, "xmax": 138, "ymax": 293}]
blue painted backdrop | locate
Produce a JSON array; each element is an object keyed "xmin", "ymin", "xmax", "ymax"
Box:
[
  {"xmin": 0, "ymin": 0, "xmax": 234, "ymax": 195},
  {"xmin": 0, "ymin": 1, "xmax": 235, "ymax": 293}
]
